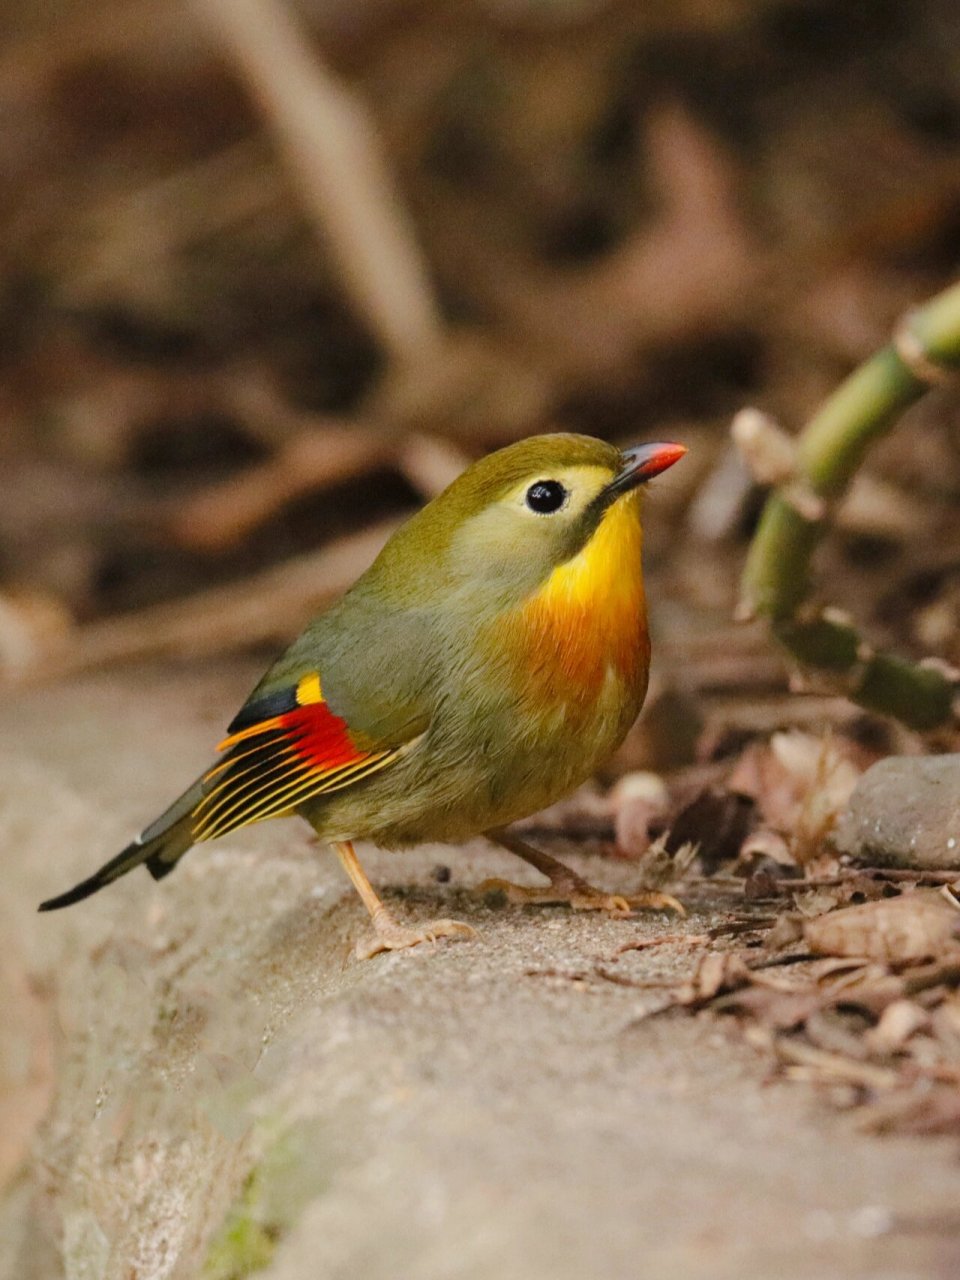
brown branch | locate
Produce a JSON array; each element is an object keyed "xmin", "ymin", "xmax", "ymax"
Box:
[
  {"xmin": 170, "ymin": 424, "xmax": 471, "ymax": 553},
  {"xmin": 194, "ymin": 0, "xmax": 443, "ymax": 366},
  {"xmin": 170, "ymin": 423, "xmax": 386, "ymax": 552},
  {"xmin": 9, "ymin": 520, "xmax": 400, "ymax": 686}
]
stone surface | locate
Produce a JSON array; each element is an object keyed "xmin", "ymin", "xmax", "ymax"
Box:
[
  {"xmin": 2, "ymin": 665, "xmax": 960, "ymax": 1280},
  {"xmin": 833, "ymin": 754, "xmax": 960, "ymax": 869}
]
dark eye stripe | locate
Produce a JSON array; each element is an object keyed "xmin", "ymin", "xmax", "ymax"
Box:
[{"xmin": 525, "ymin": 480, "xmax": 567, "ymax": 514}]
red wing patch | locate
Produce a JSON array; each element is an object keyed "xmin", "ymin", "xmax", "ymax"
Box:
[{"xmin": 192, "ymin": 673, "xmax": 397, "ymax": 841}]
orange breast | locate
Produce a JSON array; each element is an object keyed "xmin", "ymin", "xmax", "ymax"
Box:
[{"xmin": 510, "ymin": 495, "xmax": 650, "ymax": 707}]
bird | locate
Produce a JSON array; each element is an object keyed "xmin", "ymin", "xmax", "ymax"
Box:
[{"xmin": 39, "ymin": 433, "xmax": 686, "ymax": 957}]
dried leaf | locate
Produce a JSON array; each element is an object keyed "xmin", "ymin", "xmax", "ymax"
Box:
[
  {"xmin": 803, "ymin": 1007, "xmax": 874, "ymax": 1058},
  {"xmin": 763, "ymin": 913, "xmax": 805, "ymax": 950},
  {"xmin": 858, "ymin": 1087, "xmax": 960, "ymax": 1136},
  {"xmin": 675, "ymin": 952, "xmax": 753, "ymax": 1005},
  {"xmin": 729, "ymin": 732, "xmax": 863, "ymax": 865},
  {"xmin": 865, "ymin": 1000, "xmax": 929, "ymax": 1053},
  {"xmin": 712, "ymin": 985, "xmax": 826, "ymax": 1029},
  {"xmin": 794, "ymin": 886, "xmax": 857, "ymax": 918},
  {"xmin": 773, "ymin": 1038, "xmax": 900, "ymax": 1090},
  {"xmin": 738, "ymin": 828, "xmax": 794, "ymax": 867},
  {"xmin": 803, "ymin": 891, "xmax": 960, "ymax": 964},
  {"xmin": 731, "ymin": 407, "xmax": 798, "ymax": 488},
  {"xmin": 930, "ymin": 994, "xmax": 960, "ymax": 1058}
]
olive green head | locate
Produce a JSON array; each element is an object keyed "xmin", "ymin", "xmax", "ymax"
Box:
[{"xmin": 363, "ymin": 433, "xmax": 685, "ymax": 607}]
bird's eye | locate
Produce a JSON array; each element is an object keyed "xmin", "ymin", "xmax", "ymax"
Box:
[{"xmin": 524, "ymin": 480, "xmax": 568, "ymax": 514}]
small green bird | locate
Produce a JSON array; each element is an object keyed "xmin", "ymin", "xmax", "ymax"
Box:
[{"xmin": 40, "ymin": 433, "xmax": 686, "ymax": 956}]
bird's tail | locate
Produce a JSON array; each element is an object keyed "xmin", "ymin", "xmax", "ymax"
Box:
[{"xmin": 38, "ymin": 778, "xmax": 206, "ymax": 911}]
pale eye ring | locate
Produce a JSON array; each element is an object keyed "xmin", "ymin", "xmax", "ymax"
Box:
[{"xmin": 525, "ymin": 479, "xmax": 568, "ymax": 514}]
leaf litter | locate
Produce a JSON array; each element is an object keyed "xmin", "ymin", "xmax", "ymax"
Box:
[
  {"xmin": 608, "ymin": 887, "xmax": 960, "ymax": 1135},
  {"xmin": 563, "ymin": 727, "xmax": 960, "ymax": 1137}
]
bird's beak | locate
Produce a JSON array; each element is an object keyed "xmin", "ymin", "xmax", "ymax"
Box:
[{"xmin": 602, "ymin": 441, "xmax": 687, "ymax": 503}]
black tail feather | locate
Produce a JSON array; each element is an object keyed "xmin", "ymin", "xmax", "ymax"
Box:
[
  {"xmin": 38, "ymin": 777, "xmax": 205, "ymax": 911},
  {"xmin": 146, "ymin": 852, "xmax": 180, "ymax": 882},
  {"xmin": 38, "ymin": 838, "xmax": 148, "ymax": 911}
]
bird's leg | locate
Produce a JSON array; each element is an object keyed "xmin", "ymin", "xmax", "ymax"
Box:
[
  {"xmin": 480, "ymin": 829, "xmax": 684, "ymax": 917},
  {"xmin": 332, "ymin": 840, "xmax": 476, "ymax": 960}
]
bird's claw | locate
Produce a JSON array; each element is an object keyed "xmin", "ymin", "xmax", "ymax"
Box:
[
  {"xmin": 623, "ymin": 890, "xmax": 686, "ymax": 917},
  {"xmin": 479, "ymin": 878, "xmax": 685, "ymax": 918},
  {"xmin": 355, "ymin": 914, "xmax": 477, "ymax": 960},
  {"xmin": 479, "ymin": 877, "xmax": 629, "ymax": 915},
  {"xmin": 563, "ymin": 888, "xmax": 633, "ymax": 916}
]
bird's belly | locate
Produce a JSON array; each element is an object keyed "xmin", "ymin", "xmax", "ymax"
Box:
[
  {"xmin": 486, "ymin": 662, "xmax": 644, "ymax": 821},
  {"xmin": 307, "ymin": 661, "xmax": 642, "ymax": 848}
]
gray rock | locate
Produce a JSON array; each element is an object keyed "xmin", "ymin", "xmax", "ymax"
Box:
[
  {"xmin": 833, "ymin": 754, "xmax": 960, "ymax": 869},
  {"xmin": 7, "ymin": 672, "xmax": 960, "ymax": 1280}
]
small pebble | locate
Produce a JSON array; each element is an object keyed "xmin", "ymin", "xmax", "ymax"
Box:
[{"xmin": 833, "ymin": 755, "xmax": 960, "ymax": 869}]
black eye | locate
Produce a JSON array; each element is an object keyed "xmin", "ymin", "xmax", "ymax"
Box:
[{"xmin": 525, "ymin": 480, "xmax": 567, "ymax": 514}]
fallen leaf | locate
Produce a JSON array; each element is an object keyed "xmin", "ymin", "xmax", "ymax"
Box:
[
  {"xmin": 729, "ymin": 731, "xmax": 862, "ymax": 866},
  {"xmin": 865, "ymin": 1000, "xmax": 929, "ymax": 1053},
  {"xmin": 738, "ymin": 828, "xmax": 794, "ymax": 867},
  {"xmin": 712, "ymin": 985, "xmax": 825, "ymax": 1030},
  {"xmin": 803, "ymin": 891, "xmax": 960, "ymax": 965},
  {"xmin": 773, "ymin": 1037, "xmax": 900, "ymax": 1090},
  {"xmin": 675, "ymin": 952, "xmax": 753, "ymax": 1004}
]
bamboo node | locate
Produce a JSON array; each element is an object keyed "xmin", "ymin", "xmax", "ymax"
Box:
[
  {"xmin": 894, "ymin": 312, "xmax": 958, "ymax": 386},
  {"xmin": 781, "ymin": 483, "xmax": 826, "ymax": 522},
  {"xmin": 731, "ymin": 408, "xmax": 795, "ymax": 485},
  {"xmin": 918, "ymin": 656, "xmax": 960, "ymax": 684},
  {"xmin": 732, "ymin": 408, "xmax": 825, "ymax": 520}
]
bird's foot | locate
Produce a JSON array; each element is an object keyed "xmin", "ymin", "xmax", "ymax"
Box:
[
  {"xmin": 482, "ymin": 831, "xmax": 686, "ymax": 918},
  {"xmin": 479, "ymin": 875, "xmax": 631, "ymax": 914},
  {"xmin": 622, "ymin": 889, "xmax": 686, "ymax": 917},
  {"xmin": 355, "ymin": 907, "xmax": 477, "ymax": 960},
  {"xmin": 478, "ymin": 874, "xmax": 685, "ymax": 918}
]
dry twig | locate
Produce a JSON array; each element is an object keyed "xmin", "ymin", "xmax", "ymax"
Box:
[
  {"xmin": 10, "ymin": 520, "xmax": 400, "ymax": 685},
  {"xmin": 195, "ymin": 0, "xmax": 443, "ymax": 365}
]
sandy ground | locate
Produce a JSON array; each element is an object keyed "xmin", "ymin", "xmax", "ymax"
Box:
[{"xmin": 2, "ymin": 662, "xmax": 960, "ymax": 1280}]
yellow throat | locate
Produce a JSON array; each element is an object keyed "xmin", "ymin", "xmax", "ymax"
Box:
[{"xmin": 515, "ymin": 491, "xmax": 649, "ymax": 697}]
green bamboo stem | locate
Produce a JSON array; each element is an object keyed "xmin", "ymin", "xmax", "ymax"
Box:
[{"xmin": 740, "ymin": 278, "xmax": 960, "ymax": 731}]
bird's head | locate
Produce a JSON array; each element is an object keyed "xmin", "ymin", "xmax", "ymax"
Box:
[{"xmin": 372, "ymin": 433, "xmax": 687, "ymax": 607}]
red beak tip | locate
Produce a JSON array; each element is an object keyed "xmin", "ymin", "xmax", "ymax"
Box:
[
  {"xmin": 608, "ymin": 440, "xmax": 689, "ymax": 498},
  {"xmin": 643, "ymin": 441, "xmax": 688, "ymax": 477}
]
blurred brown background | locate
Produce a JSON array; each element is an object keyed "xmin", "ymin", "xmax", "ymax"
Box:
[
  {"xmin": 2, "ymin": 0, "xmax": 960, "ymax": 713},
  {"xmin": 6, "ymin": 7, "xmax": 960, "ymax": 1276}
]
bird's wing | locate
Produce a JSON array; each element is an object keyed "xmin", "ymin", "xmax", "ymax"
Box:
[{"xmin": 192, "ymin": 669, "xmax": 418, "ymax": 842}]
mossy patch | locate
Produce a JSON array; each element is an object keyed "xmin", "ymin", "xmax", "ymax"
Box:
[
  {"xmin": 203, "ymin": 1198, "xmax": 277, "ymax": 1280},
  {"xmin": 202, "ymin": 1123, "xmax": 328, "ymax": 1280}
]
